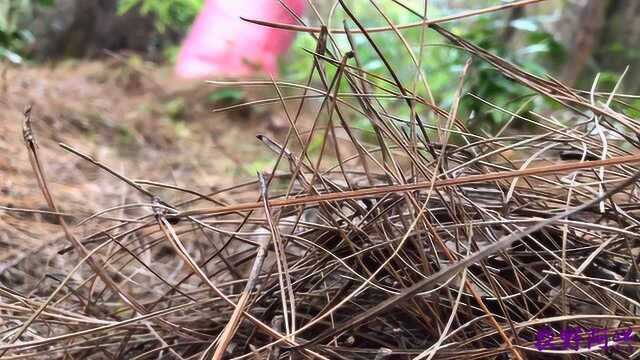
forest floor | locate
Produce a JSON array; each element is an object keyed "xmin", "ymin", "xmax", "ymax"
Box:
[{"xmin": 0, "ymin": 58, "xmax": 293, "ymax": 266}]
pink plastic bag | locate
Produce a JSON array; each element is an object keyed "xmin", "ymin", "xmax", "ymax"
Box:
[{"xmin": 176, "ymin": 0, "xmax": 304, "ymax": 79}]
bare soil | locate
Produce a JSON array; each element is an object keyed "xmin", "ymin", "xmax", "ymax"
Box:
[{"xmin": 0, "ymin": 58, "xmax": 286, "ymax": 268}]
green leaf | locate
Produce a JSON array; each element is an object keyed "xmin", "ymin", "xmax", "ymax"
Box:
[
  {"xmin": 117, "ymin": 0, "xmax": 140, "ymax": 15},
  {"xmin": 0, "ymin": 46, "xmax": 23, "ymax": 64},
  {"xmin": 36, "ymin": 0, "xmax": 55, "ymax": 7},
  {"xmin": 207, "ymin": 89, "xmax": 245, "ymax": 104}
]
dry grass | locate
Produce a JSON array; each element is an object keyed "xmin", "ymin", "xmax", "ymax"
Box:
[{"xmin": 2, "ymin": 1, "xmax": 640, "ymax": 359}]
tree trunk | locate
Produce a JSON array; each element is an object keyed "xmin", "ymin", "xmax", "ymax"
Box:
[
  {"xmin": 595, "ymin": 0, "xmax": 640, "ymax": 93},
  {"xmin": 555, "ymin": 0, "xmax": 640, "ymax": 93},
  {"xmin": 556, "ymin": 0, "xmax": 609, "ymax": 87}
]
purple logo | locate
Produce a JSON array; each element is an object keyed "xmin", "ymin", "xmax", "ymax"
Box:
[{"xmin": 535, "ymin": 326, "xmax": 634, "ymax": 351}]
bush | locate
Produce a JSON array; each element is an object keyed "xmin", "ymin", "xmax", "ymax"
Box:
[
  {"xmin": 282, "ymin": 2, "xmax": 564, "ymax": 132},
  {"xmin": 117, "ymin": 0, "xmax": 203, "ymax": 33},
  {"xmin": 0, "ymin": 0, "xmax": 54, "ymax": 63}
]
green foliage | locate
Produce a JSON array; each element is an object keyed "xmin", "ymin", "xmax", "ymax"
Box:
[
  {"xmin": 0, "ymin": 0, "xmax": 53, "ymax": 63},
  {"xmin": 207, "ymin": 88, "xmax": 245, "ymax": 105},
  {"xmin": 282, "ymin": 2, "xmax": 564, "ymax": 133},
  {"xmin": 162, "ymin": 44, "xmax": 181, "ymax": 63},
  {"xmin": 117, "ymin": 0, "xmax": 203, "ymax": 33},
  {"xmin": 623, "ymin": 99, "xmax": 640, "ymax": 120},
  {"xmin": 458, "ymin": 14, "xmax": 565, "ymax": 130}
]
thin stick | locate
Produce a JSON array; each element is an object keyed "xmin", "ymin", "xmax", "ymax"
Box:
[
  {"xmin": 209, "ymin": 238, "xmax": 269, "ymax": 360},
  {"xmin": 173, "ymin": 153, "xmax": 640, "ymax": 218},
  {"xmin": 240, "ymin": 0, "xmax": 547, "ymax": 34}
]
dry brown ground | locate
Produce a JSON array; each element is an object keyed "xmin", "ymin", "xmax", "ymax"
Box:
[{"xmin": 0, "ymin": 58, "xmax": 291, "ymax": 271}]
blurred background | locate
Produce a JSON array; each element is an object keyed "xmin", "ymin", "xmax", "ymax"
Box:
[
  {"xmin": 4, "ymin": 1, "xmax": 637, "ymax": 89},
  {"xmin": 1, "ymin": 0, "xmax": 638, "ymax": 227},
  {"xmin": 4, "ymin": 0, "xmax": 639, "ymax": 122}
]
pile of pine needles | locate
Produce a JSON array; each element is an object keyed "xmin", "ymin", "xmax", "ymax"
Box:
[{"xmin": 2, "ymin": 0, "xmax": 640, "ymax": 359}]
